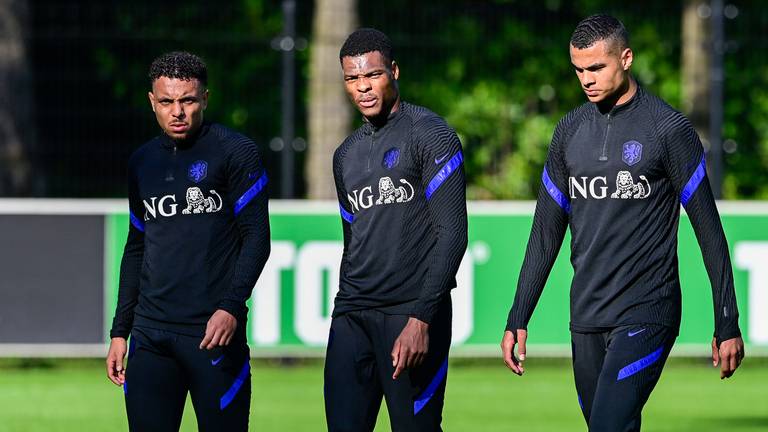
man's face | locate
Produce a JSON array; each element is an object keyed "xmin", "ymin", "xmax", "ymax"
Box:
[
  {"xmin": 148, "ymin": 77, "xmax": 208, "ymax": 141},
  {"xmin": 569, "ymin": 39, "xmax": 632, "ymax": 104},
  {"xmin": 341, "ymin": 51, "xmax": 399, "ymax": 120}
]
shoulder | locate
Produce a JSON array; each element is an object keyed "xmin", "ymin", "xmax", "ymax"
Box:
[
  {"xmin": 335, "ymin": 126, "xmax": 365, "ymax": 161},
  {"xmin": 127, "ymin": 136, "xmax": 160, "ymax": 170},
  {"xmin": 208, "ymin": 123, "xmax": 260, "ymax": 158},
  {"xmin": 557, "ymin": 102, "xmax": 592, "ymax": 133},
  {"xmin": 640, "ymin": 91, "xmax": 693, "ymax": 138},
  {"xmin": 402, "ymin": 103, "xmax": 458, "ymax": 148},
  {"xmin": 405, "ymin": 102, "xmax": 452, "ymax": 133}
]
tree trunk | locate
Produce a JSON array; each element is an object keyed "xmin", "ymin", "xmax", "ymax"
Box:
[
  {"xmin": 306, "ymin": 0, "xmax": 356, "ymax": 199},
  {"xmin": 682, "ymin": 0, "xmax": 711, "ymax": 149},
  {"xmin": 0, "ymin": 0, "xmax": 35, "ymax": 195}
]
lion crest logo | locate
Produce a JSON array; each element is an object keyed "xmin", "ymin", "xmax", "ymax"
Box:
[
  {"xmin": 382, "ymin": 147, "xmax": 400, "ymax": 169},
  {"xmin": 182, "ymin": 187, "xmax": 223, "ymax": 214},
  {"xmin": 611, "ymin": 171, "xmax": 651, "ymax": 199},
  {"xmin": 188, "ymin": 160, "xmax": 208, "ymax": 183},
  {"xmin": 622, "ymin": 141, "xmax": 643, "ymax": 166},
  {"xmin": 375, "ymin": 176, "xmax": 414, "ymax": 205}
]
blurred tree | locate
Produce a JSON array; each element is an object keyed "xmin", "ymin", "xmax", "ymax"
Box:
[
  {"xmin": 306, "ymin": 0, "xmax": 356, "ymax": 199},
  {"xmin": 0, "ymin": 0, "xmax": 37, "ymax": 195},
  {"xmin": 682, "ymin": 0, "xmax": 711, "ymax": 150}
]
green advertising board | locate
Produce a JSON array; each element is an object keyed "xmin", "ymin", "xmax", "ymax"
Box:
[{"xmin": 106, "ymin": 202, "xmax": 768, "ymax": 356}]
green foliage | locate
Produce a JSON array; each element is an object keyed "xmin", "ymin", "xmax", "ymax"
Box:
[{"xmin": 360, "ymin": 1, "xmax": 766, "ymax": 199}]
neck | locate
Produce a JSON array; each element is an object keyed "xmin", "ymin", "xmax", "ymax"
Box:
[
  {"xmin": 366, "ymin": 97, "xmax": 401, "ymax": 128},
  {"xmin": 597, "ymin": 76, "xmax": 636, "ymax": 113}
]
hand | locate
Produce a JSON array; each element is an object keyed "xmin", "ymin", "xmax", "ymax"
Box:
[
  {"xmin": 712, "ymin": 336, "xmax": 745, "ymax": 379},
  {"xmin": 501, "ymin": 329, "xmax": 527, "ymax": 376},
  {"xmin": 106, "ymin": 337, "xmax": 127, "ymax": 386},
  {"xmin": 391, "ymin": 317, "xmax": 429, "ymax": 380},
  {"xmin": 200, "ymin": 309, "xmax": 238, "ymax": 350}
]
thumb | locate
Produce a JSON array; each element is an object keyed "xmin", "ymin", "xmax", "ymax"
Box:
[
  {"xmin": 115, "ymin": 352, "xmax": 124, "ymax": 372},
  {"xmin": 391, "ymin": 340, "xmax": 400, "ymax": 367},
  {"xmin": 711, "ymin": 337, "xmax": 720, "ymax": 367},
  {"xmin": 518, "ymin": 330, "xmax": 527, "ymax": 361}
]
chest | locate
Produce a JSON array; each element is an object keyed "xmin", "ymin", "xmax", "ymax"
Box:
[
  {"xmin": 342, "ymin": 127, "xmax": 421, "ymax": 214},
  {"xmin": 563, "ymin": 116, "xmax": 666, "ymax": 201},
  {"xmin": 136, "ymin": 144, "xmax": 230, "ymax": 220}
]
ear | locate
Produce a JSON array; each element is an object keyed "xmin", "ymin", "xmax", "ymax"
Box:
[
  {"xmin": 201, "ymin": 88, "xmax": 209, "ymax": 110},
  {"xmin": 621, "ymin": 47, "xmax": 634, "ymax": 71},
  {"xmin": 148, "ymin": 91, "xmax": 156, "ymax": 113},
  {"xmin": 391, "ymin": 61, "xmax": 400, "ymax": 80}
]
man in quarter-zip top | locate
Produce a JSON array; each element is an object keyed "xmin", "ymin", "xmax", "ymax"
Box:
[
  {"xmin": 324, "ymin": 28, "xmax": 467, "ymax": 432},
  {"xmin": 500, "ymin": 15, "xmax": 744, "ymax": 431},
  {"xmin": 105, "ymin": 51, "xmax": 270, "ymax": 431}
]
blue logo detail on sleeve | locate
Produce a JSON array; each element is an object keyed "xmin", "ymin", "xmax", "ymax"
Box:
[
  {"xmin": 382, "ymin": 147, "xmax": 401, "ymax": 169},
  {"xmin": 622, "ymin": 141, "xmax": 643, "ymax": 166},
  {"xmin": 542, "ymin": 166, "xmax": 571, "ymax": 214},
  {"xmin": 234, "ymin": 173, "xmax": 268, "ymax": 216},
  {"xmin": 414, "ymin": 357, "xmax": 449, "ymax": 414},
  {"xmin": 616, "ymin": 346, "xmax": 664, "ymax": 381},
  {"xmin": 129, "ymin": 211, "xmax": 145, "ymax": 232},
  {"xmin": 188, "ymin": 160, "xmax": 208, "ymax": 183},
  {"xmin": 425, "ymin": 150, "xmax": 463, "ymax": 200},
  {"xmin": 339, "ymin": 204, "xmax": 355, "ymax": 223},
  {"xmin": 680, "ymin": 155, "xmax": 706, "ymax": 207},
  {"xmin": 628, "ymin": 328, "xmax": 646, "ymax": 337}
]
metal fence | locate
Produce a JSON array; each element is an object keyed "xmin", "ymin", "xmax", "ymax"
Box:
[{"xmin": 3, "ymin": 0, "xmax": 766, "ymax": 198}]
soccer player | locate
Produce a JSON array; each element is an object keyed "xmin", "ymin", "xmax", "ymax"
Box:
[
  {"xmin": 501, "ymin": 15, "xmax": 744, "ymax": 431},
  {"xmin": 324, "ymin": 28, "xmax": 468, "ymax": 431},
  {"xmin": 105, "ymin": 51, "xmax": 270, "ymax": 431}
]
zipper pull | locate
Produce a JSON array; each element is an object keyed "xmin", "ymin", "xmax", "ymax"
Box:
[{"xmin": 165, "ymin": 144, "xmax": 176, "ymax": 181}]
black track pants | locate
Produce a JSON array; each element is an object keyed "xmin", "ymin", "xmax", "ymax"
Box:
[
  {"xmin": 571, "ymin": 324, "xmax": 677, "ymax": 432},
  {"xmin": 324, "ymin": 300, "xmax": 452, "ymax": 432},
  {"xmin": 124, "ymin": 326, "xmax": 251, "ymax": 432}
]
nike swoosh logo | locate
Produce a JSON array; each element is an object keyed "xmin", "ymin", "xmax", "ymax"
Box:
[
  {"xmin": 211, "ymin": 355, "xmax": 224, "ymax": 366},
  {"xmin": 434, "ymin": 153, "xmax": 449, "ymax": 164},
  {"xmin": 628, "ymin": 328, "xmax": 646, "ymax": 337}
]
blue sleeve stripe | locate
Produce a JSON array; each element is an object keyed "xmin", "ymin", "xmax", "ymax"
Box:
[
  {"xmin": 234, "ymin": 173, "xmax": 268, "ymax": 216},
  {"xmin": 425, "ymin": 150, "xmax": 464, "ymax": 200},
  {"xmin": 129, "ymin": 211, "xmax": 145, "ymax": 232},
  {"xmin": 220, "ymin": 359, "xmax": 251, "ymax": 410},
  {"xmin": 413, "ymin": 357, "xmax": 448, "ymax": 414},
  {"xmin": 680, "ymin": 155, "xmax": 706, "ymax": 207},
  {"xmin": 339, "ymin": 204, "xmax": 355, "ymax": 223},
  {"xmin": 616, "ymin": 346, "xmax": 664, "ymax": 381},
  {"xmin": 542, "ymin": 166, "xmax": 571, "ymax": 214}
]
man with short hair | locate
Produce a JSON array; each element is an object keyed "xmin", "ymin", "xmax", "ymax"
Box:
[
  {"xmin": 325, "ymin": 28, "xmax": 468, "ymax": 431},
  {"xmin": 501, "ymin": 14, "xmax": 744, "ymax": 431},
  {"xmin": 105, "ymin": 51, "xmax": 270, "ymax": 431}
]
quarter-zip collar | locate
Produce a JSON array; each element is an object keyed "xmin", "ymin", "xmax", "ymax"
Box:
[{"xmin": 594, "ymin": 83, "xmax": 643, "ymax": 118}]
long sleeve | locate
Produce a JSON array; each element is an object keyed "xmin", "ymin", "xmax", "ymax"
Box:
[
  {"xmin": 333, "ymin": 146, "xmax": 354, "ymax": 254},
  {"xmin": 506, "ymin": 121, "xmax": 570, "ymax": 332},
  {"xmin": 110, "ymin": 166, "xmax": 145, "ymax": 339},
  {"xmin": 660, "ymin": 112, "xmax": 740, "ymax": 345},
  {"xmin": 411, "ymin": 118, "xmax": 468, "ymax": 324},
  {"xmin": 217, "ymin": 137, "xmax": 271, "ymax": 319}
]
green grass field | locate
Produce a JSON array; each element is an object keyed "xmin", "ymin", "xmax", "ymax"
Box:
[{"xmin": 0, "ymin": 357, "xmax": 766, "ymax": 431}]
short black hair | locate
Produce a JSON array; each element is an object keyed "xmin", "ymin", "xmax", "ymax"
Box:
[
  {"xmin": 570, "ymin": 14, "xmax": 629, "ymax": 52},
  {"xmin": 339, "ymin": 28, "xmax": 394, "ymax": 64},
  {"xmin": 148, "ymin": 51, "xmax": 208, "ymax": 87}
]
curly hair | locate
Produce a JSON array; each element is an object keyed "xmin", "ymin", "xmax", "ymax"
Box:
[
  {"xmin": 570, "ymin": 14, "xmax": 629, "ymax": 52},
  {"xmin": 148, "ymin": 51, "xmax": 208, "ymax": 86},
  {"xmin": 339, "ymin": 28, "xmax": 394, "ymax": 65}
]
